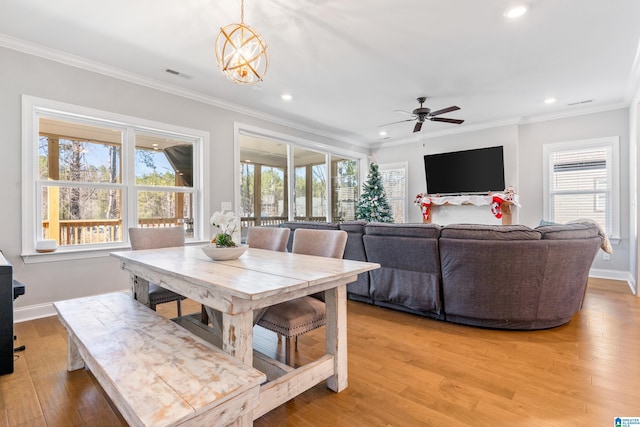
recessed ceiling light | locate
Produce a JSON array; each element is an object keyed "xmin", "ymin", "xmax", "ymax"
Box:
[
  {"xmin": 281, "ymin": 93, "xmax": 293, "ymax": 101},
  {"xmin": 379, "ymin": 130, "xmax": 387, "ymax": 137},
  {"xmin": 504, "ymin": 5, "xmax": 528, "ymax": 19},
  {"xmin": 544, "ymin": 97, "xmax": 557, "ymax": 104}
]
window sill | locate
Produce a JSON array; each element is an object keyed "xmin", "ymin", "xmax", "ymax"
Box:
[
  {"xmin": 22, "ymin": 244, "xmax": 131, "ymax": 264},
  {"xmin": 21, "ymin": 240, "xmax": 209, "ymax": 264}
]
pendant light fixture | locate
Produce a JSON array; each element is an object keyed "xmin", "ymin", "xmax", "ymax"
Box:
[{"xmin": 215, "ymin": 0, "xmax": 269, "ymax": 84}]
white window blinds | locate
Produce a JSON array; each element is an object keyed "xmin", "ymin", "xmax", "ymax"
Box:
[{"xmin": 544, "ymin": 138, "xmax": 618, "ymax": 237}]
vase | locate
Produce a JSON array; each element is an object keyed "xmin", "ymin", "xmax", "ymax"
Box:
[{"xmin": 201, "ymin": 244, "xmax": 248, "ymax": 261}]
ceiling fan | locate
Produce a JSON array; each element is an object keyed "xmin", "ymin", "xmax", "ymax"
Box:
[{"xmin": 380, "ymin": 97, "xmax": 465, "ymax": 133}]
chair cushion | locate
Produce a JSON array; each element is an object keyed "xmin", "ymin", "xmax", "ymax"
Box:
[
  {"xmin": 257, "ymin": 296, "xmax": 326, "ymax": 337},
  {"xmin": 149, "ymin": 283, "xmax": 186, "ymax": 305}
]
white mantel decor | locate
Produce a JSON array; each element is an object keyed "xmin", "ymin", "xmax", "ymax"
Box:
[{"xmin": 414, "ymin": 191, "xmax": 520, "ymax": 223}]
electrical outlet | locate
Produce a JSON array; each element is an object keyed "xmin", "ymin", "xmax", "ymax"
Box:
[
  {"xmin": 603, "ymin": 252, "xmax": 611, "ymax": 261},
  {"xmin": 221, "ymin": 202, "xmax": 232, "ymax": 211}
]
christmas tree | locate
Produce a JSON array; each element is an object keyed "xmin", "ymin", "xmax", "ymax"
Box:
[{"xmin": 356, "ymin": 163, "xmax": 394, "ymax": 222}]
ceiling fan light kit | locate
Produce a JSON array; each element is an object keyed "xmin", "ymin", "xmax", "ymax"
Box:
[{"xmin": 215, "ymin": 0, "xmax": 269, "ymax": 85}]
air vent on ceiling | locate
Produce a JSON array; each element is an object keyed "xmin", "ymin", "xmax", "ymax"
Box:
[
  {"xmin": 165, "ymin": 69, "xmax": 193, "ymax": 80},
  {"xmin": 567, "ymin": 99, "xmax": 593, "ymax": 106}
]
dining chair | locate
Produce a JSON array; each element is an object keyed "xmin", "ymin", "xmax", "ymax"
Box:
[
  {"xmin": 246, "ymin": 226, "xmax": 290, "ymax": 252},
  {"xmin": 128, "ymin": 227, "xmax": 186, "ymax": 316},
  {"xmin": 199, "ymin": 226, "xmax": 292, "ymax": 325},
  {"xmin": 257, "ymin": 228, "xmax": 348, "ymax": 366}
]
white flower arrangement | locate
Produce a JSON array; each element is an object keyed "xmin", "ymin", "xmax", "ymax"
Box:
[{"xmin": 210, "ymin": 210, "xmax": 238, "ymax": 247}]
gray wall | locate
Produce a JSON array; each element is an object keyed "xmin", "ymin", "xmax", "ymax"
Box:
[
  {"xmin": 376, "ymin": 109, "xmax": 631, "ymax": 277},
  {"xmin": 0, "ymin": 46, "xmax": 367, "ymax": 319},
  {"xmin": 376, "ymin": 125, "xmax": 519, "ymax": 224},
  {"xmin": 1, "ymin": 45, "xmax": 634, "ymax": 319},
  {"xmin": 518, "ymin": 109, "xmax": 630, "ymax": 274}
]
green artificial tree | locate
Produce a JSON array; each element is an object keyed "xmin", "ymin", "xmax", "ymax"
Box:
[{"xmin": 356, "ymin": 162, "xmax": 394, "ymax": 222}]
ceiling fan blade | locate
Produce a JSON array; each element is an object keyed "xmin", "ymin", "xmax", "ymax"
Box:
[
  {"xmin": 413, "ymin": 122, "xmax": 423, "ymax": 133},
  {"xmin": 393, "ymin": 109, "xmax": 415, "ymax": 116},
  {"xmin": 429, "ymin": 106, "xmax": 460, "ymax": 117},
  {"xmin": 430, "ymin": 117, "xmax": 465, "ymax": 124},
  {"xmin": 378, "ymin": 118, "xmax": 416, "ymax": 127}
]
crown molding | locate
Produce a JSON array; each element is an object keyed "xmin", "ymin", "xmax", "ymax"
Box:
[
  {"xmin": 373, "ymin": 101, "xmax": 630, "ymax": 150},
  {"xmin": 372, "ymin": 118, "xmax": 522, "ymax": 149},
  {"xmin": 0, "ymin": 33, "xmax": 368, "ymax": 149},
  {"xmin": 625, "ymin": 34, "xmax": 640, "ymax": 105},
  {"xmin": 518, "ymin": 101, "xmax": 628, "ymax": 125}
]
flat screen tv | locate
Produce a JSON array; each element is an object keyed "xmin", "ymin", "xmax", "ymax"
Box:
[{"xmin": 424, "ymin": 146, "xmax": 505, "ymax": 195}]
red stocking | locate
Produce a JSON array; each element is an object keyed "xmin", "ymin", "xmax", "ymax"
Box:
[
  {"xmin": 491, "ymin": 196, "xmax": 503, "ymax": 219},
  {"xmin": 422, "ymin": 200, "xmax": 432, "ymax": 222}
]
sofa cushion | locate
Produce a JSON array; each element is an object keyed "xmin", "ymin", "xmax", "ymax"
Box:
[
  {"xmin": 536, "ymin": 223, "xmax": 600, "ymax": 240},
  {"xmin": 338, "ymin": 220, "xmax": 367, "ymax": 233},
  {"xmin": 441, "ymin": 224, "xmax": 541, "ymax": 240},
  {"xmin": 364, "ymin": 222, "xmax": 441, "ymax": 238}
]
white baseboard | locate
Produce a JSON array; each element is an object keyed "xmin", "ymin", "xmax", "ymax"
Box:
[
  {"xmin": 14, "ymin": 303, "xmax": 57, "ymax": 323},
  {"xmin": 589, "ymin": 268, "xmax": 637, "ymax": 295},
  {"xmin": 14, "ymin": 289, "xmax": 130, "ymax": 323}
]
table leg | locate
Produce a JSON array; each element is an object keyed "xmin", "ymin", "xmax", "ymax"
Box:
[
  {"xmin": 67, "ymin": 336, "xmax": 84, "ymax": 371},
  {"xmin": 131, "ymin": 274, "xmax": 149, "ymax": 307},
  {"xmin": 221, "ymin": 311, "xmax": 254, "ymax": 366},
  {"xmin": 325, "ymin": 284, "xmax": 348, "ymax": 392}
]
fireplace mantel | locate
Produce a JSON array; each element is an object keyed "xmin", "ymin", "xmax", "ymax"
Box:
[{"xmin": 415, "ymin": 193, "xmax": 520, "ymax": 225}]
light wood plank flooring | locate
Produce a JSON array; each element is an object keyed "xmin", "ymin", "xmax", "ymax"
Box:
[{"xmin": 1, "ymin": 279, "xmax": 638, "ymax": 426}]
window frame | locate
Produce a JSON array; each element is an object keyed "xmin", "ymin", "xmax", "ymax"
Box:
[
  {"xmin": 542, "ymin": 136, "xmax": 620, "ymax": 239},
  {"xmin": 21, "ymin": 95, "xmax": 209, "ymax": 262},
  {"xmin": 379, "ymin": 161, "xmax": 408, "ymax": 223},
  {"xmin": 235, "ymin": 123, "xmax": 367, "ymax": 225}
]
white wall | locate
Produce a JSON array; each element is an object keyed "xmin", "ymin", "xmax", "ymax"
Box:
[
  {"xmin": 376, "ymin": 109, "xmax": 631, "ymax": 279},
  {"xmin": 0, "ymin": 46, "xmax": 367, "ymax": 320}
]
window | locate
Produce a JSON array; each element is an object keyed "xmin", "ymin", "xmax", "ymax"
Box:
[
  {"xmin": 543, "ymin": 137, "xmax": 619, "ymax": 238},
  {"xmin": 22, "ymin": 96, "xmax": 208, "ymax": 259},
  {"xmin": 379, "ymin": 162, "xmax": 408, "ymax": 223},
  {"xmin": 237, "ymin": 129, "xmax": 364, "ymax": 228},
  {"xmin": 332, "ymin": 157, "xmax": 359, "ymax": 222},
  {"xmin": 293, "ymin": 146, "xmax": 327, "ymax": 221}
]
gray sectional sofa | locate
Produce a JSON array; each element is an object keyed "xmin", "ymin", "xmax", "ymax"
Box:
[{"xmin": 281, "ymin": 220, "xmax": 603, "ymax": 330}]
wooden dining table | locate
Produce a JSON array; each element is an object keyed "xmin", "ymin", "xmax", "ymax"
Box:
[{"xmin": 111, "ymin": 245, "xmax": 379, "ymax": 420}]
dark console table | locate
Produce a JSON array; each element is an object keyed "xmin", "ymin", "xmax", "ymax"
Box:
[{"xmin": 0, "ymin": 251, "xmax": 25, "ymax": 375}]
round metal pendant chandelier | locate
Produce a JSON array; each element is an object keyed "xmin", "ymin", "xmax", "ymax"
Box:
[{"xmin": 215, "ymin": 0, "xmax": 269, "ymax": 85}]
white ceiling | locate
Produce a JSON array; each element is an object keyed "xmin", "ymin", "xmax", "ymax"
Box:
[{"xmin": 2, "ymin": 0, "xmax": 640, "ymax": 146}]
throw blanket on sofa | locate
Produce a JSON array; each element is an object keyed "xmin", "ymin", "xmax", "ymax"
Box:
[{"xmin": 569, "ymin": 218, "xmax": 613, "ymax": 254}]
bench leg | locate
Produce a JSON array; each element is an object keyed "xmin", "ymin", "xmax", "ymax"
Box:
[{"xmin": 67, "ymin": 337, "xmax": 85, "ymax": 371}]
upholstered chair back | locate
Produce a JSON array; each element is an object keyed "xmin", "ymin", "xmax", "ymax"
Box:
[
  {"xmin": 291, "ymin": 229, "xmax": 347, "ymax": 259},
  {"xmin": 246, "ymin": 227, "xmax": 290, "ymax": 252},
  {"xmin": 129, "ymin": 227, "xmax": 185, "ymax": 250}
]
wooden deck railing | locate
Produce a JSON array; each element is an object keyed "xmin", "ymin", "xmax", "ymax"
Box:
[
  {"xmin": 240, "ymin": 216, "xmax": 328, "ymax": 228},
  {"xmin": 42, "ymin": 218, "xmax": 182, "ymax": 246},
  {"xmin": 43, "ymin": 216, "xmax": 329, "ymax": 246}
]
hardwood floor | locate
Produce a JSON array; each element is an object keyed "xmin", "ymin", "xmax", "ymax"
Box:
[{"xmin": 1, "ymin": 279, "xmax": 638, "ymax": 426}]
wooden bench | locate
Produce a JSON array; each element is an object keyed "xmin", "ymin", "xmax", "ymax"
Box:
[{"xmin": 54, "ymin": 292, "xmax": 266, "ymax": 427}]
